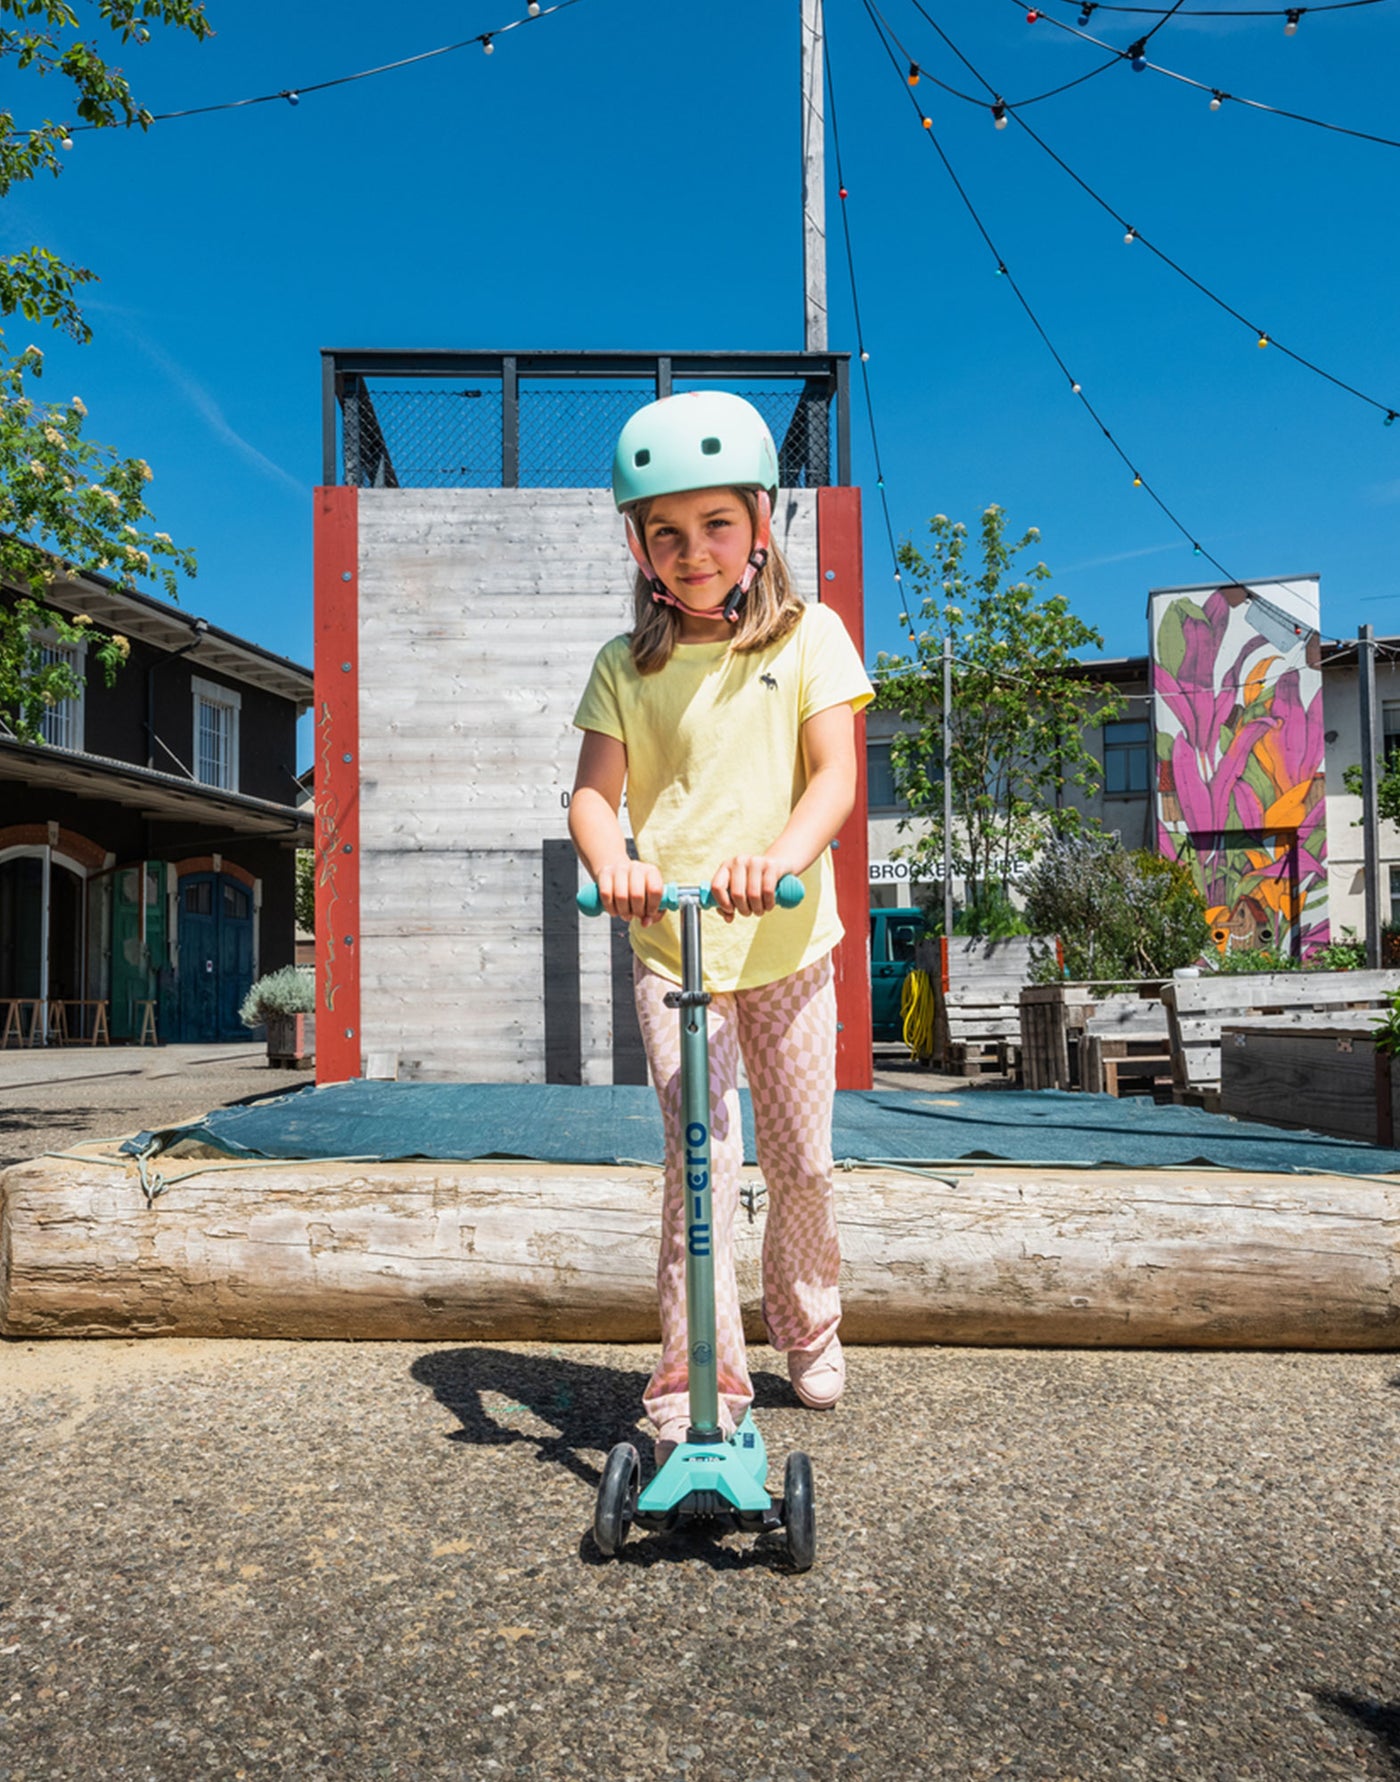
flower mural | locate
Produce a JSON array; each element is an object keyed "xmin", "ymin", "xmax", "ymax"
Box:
[{"xmin": 1150, "ymin": 579, "xmax": 1328, "ymax": 960}]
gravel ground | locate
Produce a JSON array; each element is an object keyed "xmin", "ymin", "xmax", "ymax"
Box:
[
  {"xmin": 2, "ymin": 1049, "xmax": 1397, "ymax": 1779},
  {"xmin": 0, "ymin": 1044, "xmax": 303, "ymax": 1172}
]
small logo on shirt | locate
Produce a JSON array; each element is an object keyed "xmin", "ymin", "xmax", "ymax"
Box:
[{"xmin": 760, "ymin": 673, "xmax": 778, "ymax": 690}]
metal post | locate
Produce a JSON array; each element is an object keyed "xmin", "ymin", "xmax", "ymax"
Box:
[
  {"xmin": 1359, "ymin": 624, "xmax": 1383, "ymax": 968},
  {"xmin": 942, "ymin": 634, "xmax": 954, "ymax": 940},
  {"xmin": 501, "ymin": 356, "xmax": 519, "ymax": 488},
  {"xmin": 800, "ymin": 0, "xmax": 827, "ymax": 351}
]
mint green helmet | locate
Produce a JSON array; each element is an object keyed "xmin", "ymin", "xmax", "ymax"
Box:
[{"xmin": 612, "ymin": 391, "xmax": 779, "ymax": 512}]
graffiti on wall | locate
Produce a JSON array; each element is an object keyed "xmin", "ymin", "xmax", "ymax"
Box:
[{"xmin": 1150, "ymin": 577, "xmax": 1327, "ymax": 960}]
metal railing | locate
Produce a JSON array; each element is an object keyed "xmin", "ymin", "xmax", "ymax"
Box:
[{"xmin": 321, "ymin": 350, "xmax": 850, "ymax": 491}]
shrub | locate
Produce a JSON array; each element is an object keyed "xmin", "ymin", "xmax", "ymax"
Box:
[
  {"xmin": 1210, "ymin": 946, "xmax": 1298, "ymax": 975},
  {"xmin": 1022, "ymin": 833, "xmax": 1213, "ymax": 982},
  {"xmin": 1310, "ymin": 928, "xmax": 1366, "ymax": 972},
  {"xmin": 239, "ymin": 965, "xmax": 314, "ymax": 1029}
]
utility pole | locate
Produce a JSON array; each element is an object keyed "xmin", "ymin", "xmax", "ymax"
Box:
[
  {"xmin": 943, "ymin": 634, "xmax": 955, "ymax": 940},
  {"xmin": 1358, "ymin": 623, "xmax": 1383, "ymax": 968},
  {"xmin": 800, "ymin": 0, "xmax": 827, "ymax": 351}
]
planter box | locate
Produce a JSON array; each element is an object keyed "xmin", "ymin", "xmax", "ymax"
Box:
[
  {"xmin": 1219, "ymin": 1017, "xmax": 1399, "ymax": 1145},
  {"xmin": 265, "ymin": 1010, "xmax": 316, "ymax": 1069}
]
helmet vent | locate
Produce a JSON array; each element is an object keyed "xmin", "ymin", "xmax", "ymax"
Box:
[
  {"xmin": 633, "ymin": 448, "xmax": 651, "ymax": 467},
  {"xmin": 701, "ymin": 436, "xmax": 722, "ymax": 456}
]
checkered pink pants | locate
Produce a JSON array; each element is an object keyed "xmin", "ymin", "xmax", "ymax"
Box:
[{"xmin": 633, "ymin": 951, "xmax": 842, "ymax": 1434}]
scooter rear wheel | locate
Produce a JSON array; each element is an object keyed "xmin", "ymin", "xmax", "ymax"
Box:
[
  {"xmin": 783, "ymin": 1451, "xmax": 816, "ymax": 1572},
  {"xmin": 594, "ymin": 1442, "xmax": 641, "ymax": 1557}
]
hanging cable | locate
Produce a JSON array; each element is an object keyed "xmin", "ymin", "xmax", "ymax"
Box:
[
  {"xmin": 51, "ymin": 0, "xmax": 585, "ymax": 132},
  {"xmin": 899, "ymin": 1, "xmax": 1400, "ymax": 422},
  {"xmin": 823, "ymin": 29, "xmax": 909, "ymax": 640},
  {"xmin": 1015, "ymin": 0, "xmax": 1400, "ymax": 148},
  {"xmin": 858, "ymin": 0, "xmax": 1288, "ymax": 624}
]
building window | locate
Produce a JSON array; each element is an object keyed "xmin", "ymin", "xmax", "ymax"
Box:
[
  {"xmin": 37, "ymin": 638, "xmax": 85, "ymax": 751},
  {"xmin": 191, "ymin": 675, "xmax": 241, "ymax": 791},
  {"xmin": 1390, "ymin": 865, "xmax": 1400, "ymax": 928},
  {"xmin": 867, "ymin": 742, "xmax": 903, "ymax": 812},
  {"xmin": 1383, "ymin": 702, "xmax": 1400, "ymax": 769},
  {"xmin": 1103, "ymin": 719, "xmax": 1150, "ymax": 795}
]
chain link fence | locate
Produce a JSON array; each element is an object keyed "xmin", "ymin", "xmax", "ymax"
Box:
[{"xmin": 332, "ymin": 357, "xmax": 843, "ymax": 490}]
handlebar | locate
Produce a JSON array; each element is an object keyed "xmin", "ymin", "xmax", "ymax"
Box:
[{"xmin": 577, "ymin": 875, "xmax": 806, "ymax": 917}]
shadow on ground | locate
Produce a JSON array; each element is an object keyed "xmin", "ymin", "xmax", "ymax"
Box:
[
  {"xmin": 410, "ymin": 1345, "xmax": 806, "ymax": 1573},
  {"xmin": 1316, "ymin": 1694, "xmax": 1400, "ymax": 1772}
]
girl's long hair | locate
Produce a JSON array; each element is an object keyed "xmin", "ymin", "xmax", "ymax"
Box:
[{"xmin": 626, "ymin": 487, "xmax": 806, "ymax": 675}]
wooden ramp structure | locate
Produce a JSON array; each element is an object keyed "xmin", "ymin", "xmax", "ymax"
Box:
[{"xmin": 3, "ymin": 1147, "xmax": 1397, "ymax": 1348}]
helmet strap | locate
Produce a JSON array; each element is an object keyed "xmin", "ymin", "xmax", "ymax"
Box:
[{"xmin": 721, "ymin": 489, "xmax": 773, "ymax": 622}]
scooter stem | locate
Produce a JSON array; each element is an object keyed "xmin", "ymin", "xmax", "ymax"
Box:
[{"xmin": 673, "ymin": 891, "xmax": 722, "ymax": 1440}]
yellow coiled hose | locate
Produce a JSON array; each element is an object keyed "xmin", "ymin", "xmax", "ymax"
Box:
[{"xmin": 900, "ymin": 968, "xmax": 937, "ymax": 1065}]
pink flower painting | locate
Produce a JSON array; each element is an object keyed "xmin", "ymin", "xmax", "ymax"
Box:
[{"xmin": 1149, "ymin": 579, "xmax": 1327, "ymax": 961}]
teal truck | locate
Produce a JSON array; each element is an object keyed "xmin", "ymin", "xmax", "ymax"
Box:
[{"xmin": 870, "ymin": 906, "xmax": 926, "ymax": 1042}]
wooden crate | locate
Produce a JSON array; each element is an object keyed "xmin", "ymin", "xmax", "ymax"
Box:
[
  {"xmin": 1220, "ymin": 1017, "xmax": 1399, "ymax": 1144},
  {"xmin": 1019, "ymin": 982, "xmax": 1168, "ymax": 1092}
]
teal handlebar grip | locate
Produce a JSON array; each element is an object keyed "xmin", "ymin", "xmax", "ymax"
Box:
[{"xmin": 578, "ymin": 874, "xmax": 805, "ymax": 916}]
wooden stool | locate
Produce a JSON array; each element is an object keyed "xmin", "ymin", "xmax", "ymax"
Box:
[
  {"xmin": 136, "ymin": 1000, "xmax": 159, "ymax": 1046},
  {"xmin": 1, "ymin": 999, "xmax": 40, "ymax": 1048}
]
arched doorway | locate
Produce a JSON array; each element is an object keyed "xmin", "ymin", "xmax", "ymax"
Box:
[{"xmin": 0, "ymin": 847, "xmax": 90, "ymax": 1032}]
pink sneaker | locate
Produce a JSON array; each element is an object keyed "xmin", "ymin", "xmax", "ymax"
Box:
[
  {"xmin": 652, "ymin": 1418, "xmax": 690, "ymax": 1468},
  {"xmin": 787, "ymin": 1336, "xmax": 845, "ymax": 1409}
]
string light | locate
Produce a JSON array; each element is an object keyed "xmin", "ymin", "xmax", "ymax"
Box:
[
  {"xmin": 60, "ymin": 134, "xmax": 73, "ymax": 150},
  {"xmin": 908, "ymin": 61, "xmax": 921, "ymax": 83},
  {"xmin": 1077, "ymin": 3, "xmax": 1096, "ymax": 20},
  {"xmin": 1257, "ymin": 332, "xmax": 1270, "ymax": 348},
  {"xmin": 1017, "ymin": 1, "xmax": 1400, "ymax": 149},
  {"xmin": 1284, "ymin": 6, "xmax": 1302, "ymax": 29},
  {"xmin": 992, "ymin": 99, "xmax": 1009, "ymax": 128},
  {"xmin": 922, "ymin": 114, "xmax": 933, "ymax": 127},
  {"xmin": 1132, "ymin": 473, "xmax": 1144, "ymax": 486},
  {"xmin": 1209, "ymin": 89, "xmax": 1225, "ymax": 109},
  {"xmin": 838, "ymin": 184, "xmax": 848, "ymax": 198},
  {"xmin": 45, "ymin": 0, "xmax": 582, "ymax": 131},
  {"xmin": 891, "ymin": 1, "xmax": 1400, "ymax": 424}
]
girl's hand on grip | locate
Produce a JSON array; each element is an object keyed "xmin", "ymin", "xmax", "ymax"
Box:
[
  {"xmin": 710, "ymin": 854, "xmax": 789, "ymax": 922},
  {"xmin": 597, "ymin": 859, "xmax": 665, "ymax": 926}
]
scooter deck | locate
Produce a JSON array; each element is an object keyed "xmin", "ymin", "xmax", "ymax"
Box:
[{"xmin": 635, "ymin": 1411, "xmax": 772, "ymax": 1519}]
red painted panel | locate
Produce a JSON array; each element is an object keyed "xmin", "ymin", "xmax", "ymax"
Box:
[
  {"xmin": 313, "ymin": 486, "xmax": 361, "ymax": 1085},
  {"xmin": 817, "ymin": 485, "xmax": 873, "ymax": 1091}
]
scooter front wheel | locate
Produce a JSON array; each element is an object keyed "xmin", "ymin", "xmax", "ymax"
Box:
[
  {"xmin": 594, "ymin": 1442, "xmax": 641, "ymax": 1557},
  {"xmin": 782, "ymin": 1451, "xmax": 816, "ymax": 1572}
]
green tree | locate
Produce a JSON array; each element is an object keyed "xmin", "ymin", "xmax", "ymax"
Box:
[
  {"xmin": 1342, "ymin": 758, "xmax": 1400, "ymax": 825},
  {"xmin": 295, "ymin": 849, "xmax": 315, "ymax": 935},
  {"xmin": 875, "ymin": 505, "xmax": 1125, "ymax": 923},
  {"xmin": 0, "ymin": 1, "xmax": 210, "ymax": 738}
]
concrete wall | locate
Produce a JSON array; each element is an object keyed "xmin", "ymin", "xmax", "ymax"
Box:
[{"xmin": 352, "ymin": 487, "xmax": 820, "ymax": 1081}]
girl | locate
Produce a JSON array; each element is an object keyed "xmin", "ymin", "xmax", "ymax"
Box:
[{"xmin": 570, "ymin": 390, "xmax": 873, "ymax": 1462}]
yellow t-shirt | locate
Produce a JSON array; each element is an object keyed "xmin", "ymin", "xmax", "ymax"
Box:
[{"xmin": 573, "ymin": 602, "xmax": 874, "ymax": 991}]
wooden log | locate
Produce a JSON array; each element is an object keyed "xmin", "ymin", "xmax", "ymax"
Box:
[{"xmin": 3, "ymin": 1153, "xmax": 1398, "ymax": 1348}]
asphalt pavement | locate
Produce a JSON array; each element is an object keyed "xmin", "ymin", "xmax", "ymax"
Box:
[{"xmin": 1, "ymin": 1044, "xmax": 1397, "ymax": 1780}]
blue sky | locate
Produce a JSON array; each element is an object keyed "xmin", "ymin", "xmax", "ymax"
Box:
[{"xmin": 13, "ymin": 0, "xmax": 1400, "ymax": 765}]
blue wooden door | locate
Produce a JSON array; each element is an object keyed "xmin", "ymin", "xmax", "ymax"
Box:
[{"xmin": 177, "ymin": 873, "xmax": 255, "ymax": 1041}]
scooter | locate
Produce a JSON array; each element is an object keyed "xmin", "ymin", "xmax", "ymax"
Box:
[{"xmin": 578, "ymin": 874, "xmax": 816, "ymax": 1570}]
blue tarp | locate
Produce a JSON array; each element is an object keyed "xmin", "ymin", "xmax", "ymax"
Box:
[{"xmin": 124, "ymin": 1080, "xmax": 1400, "ymax": 1177}]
